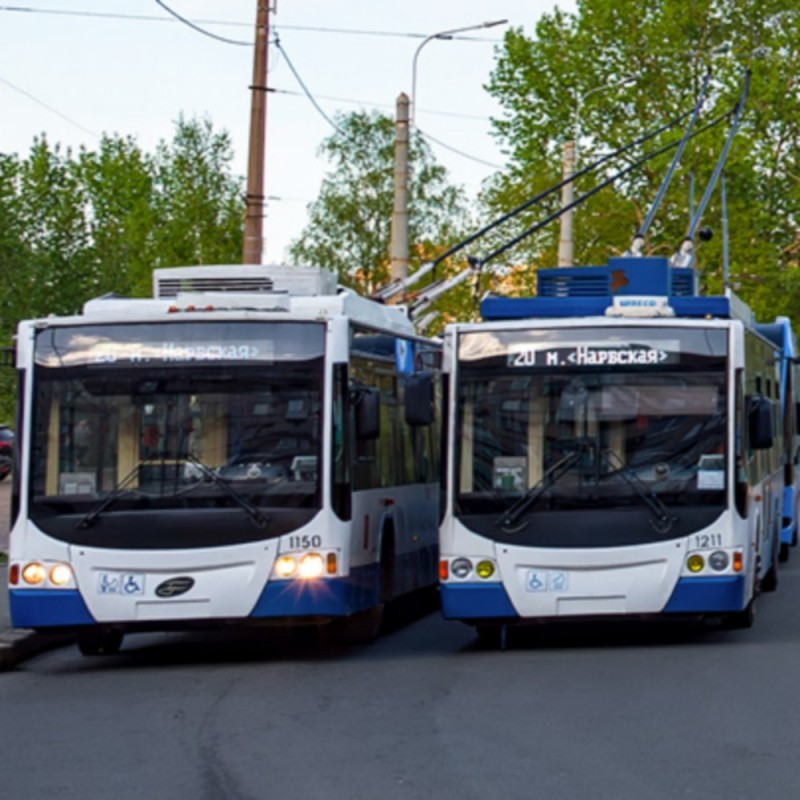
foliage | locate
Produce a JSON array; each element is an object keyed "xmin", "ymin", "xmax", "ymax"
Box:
[
  {"xmin": 0, "ymin": 116, "xmax": 245, "ymax": 423},
  {"xmin": 288, "ymin": 110, "xmax": 471, "ymax": 298},
  {"xmin": 483, "ymin": 0, "xmax": 800, "ymax": 324}
]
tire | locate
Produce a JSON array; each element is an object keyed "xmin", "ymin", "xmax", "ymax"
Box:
[
  {"xmin": 779, "ymin": 541, "xmax": 790, "ymax": 564},
  {"xmin": 338, "ymin": 528, "xmax": 394, "ymax": 645},
  {"xmin": 337, "ymin": 605, "xmax": 383, "ymax": 645},
  {"xmin": 722, "ymin": 599, "xmax": 755, "ymax": 630},
  {"xmin": 78, "ymin": 630, "xmax": 124, "ymax": 656},
  {"xmin": 475, "ymin": 624, "xmax": 507, "ymax": 649},
  {"xmin": 761, "ymin": 540, "xmax": 779, "ymax": 593}
]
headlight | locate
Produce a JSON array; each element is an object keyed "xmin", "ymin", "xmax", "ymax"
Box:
[
  {"xmin": 450, "ymin": 558, "xmax": 473, "ymax": 579},
  {"xmin": 274, "ymin": 555, "xmax": 297, "ymax": 578},
  {"xmin": 22, "ymin": 562, "xmax": 47, "ymax": 585},
  {"xmin": 475, "ymin": 560, "xmax": 495, "ymax": 579},
  {"xmin": 708, "ymin": 551, "xmax": 729, "ymax": 571},
  {"xmin": 687, "ymin": 554, "xmax": 705, "ymax": 573},
  {"xmin": 49, "ymin": 563, "xmax": 73, "ymax": 586},
  {"xmin": 298, "ymin": 553, "xmax": 325, "ymax": 579}
]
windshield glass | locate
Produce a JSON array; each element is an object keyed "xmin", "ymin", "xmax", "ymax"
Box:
[
  {"xmin": 455, "ymin": 326, "xmax": 728, "ymax": 544},
  {"xmin": 29, "ymin": 321, "xmax": 324, "ymax": 547}
]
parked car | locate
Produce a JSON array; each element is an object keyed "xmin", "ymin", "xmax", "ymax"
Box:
[{"xmin": 0, "ymin": 425, "xmax": 13, "ymax": 481}]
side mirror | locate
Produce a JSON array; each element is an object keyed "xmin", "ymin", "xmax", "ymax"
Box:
[
  {"xmin": 353, "ymin": 387, "xmax": 380, "ymax": 440},
  {"xmin": 747, "ymin": 395, "xmax": 773, "ymax": 450},
  {"xmin": 405, "ymin": 373, "xmax": 434, "ymax": 427}
]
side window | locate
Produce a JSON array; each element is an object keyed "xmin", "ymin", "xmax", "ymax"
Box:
[{"xmin": 331, "ymin": 364, "xmax": 351, "ymax": 520}]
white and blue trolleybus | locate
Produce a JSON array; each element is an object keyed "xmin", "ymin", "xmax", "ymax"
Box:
[
  {"xmin": 439, "ymin": 258, "xmax": 783, "ymax": 635},
  {"xmin": 433, "ymin": 69, "xmax": 787, "ymax": 637},
  {"xmin": 6, "ymin": 265, "xmax": 441, "ymax": 653}
]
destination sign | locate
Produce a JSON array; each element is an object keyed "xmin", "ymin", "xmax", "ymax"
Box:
[
  {"xmin": 508, "ymin": 344, "xmax": 675, "ymax": 368},
  {"xmin": 458, "ymin": 328, "xmax": 725, "ymax": 367},
  {"xmin": 35, "ymin": 321, "xmax": 324, "ymax": 368}
]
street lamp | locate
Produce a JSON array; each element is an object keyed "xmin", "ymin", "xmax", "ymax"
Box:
[
  {"xmin": 558, "ymin": 75, "xmax": 636, "ymax": 267},
  {"xmin": 410, "ymin": 19, "xmax": 508, "ymax": 128},
  {"xmin": 390, "ymin": 18, "xmax": 507, "ymax": 283},
  {"xmin": 573, "ymin": 75, "xmax": 636, "ymax": 163}
]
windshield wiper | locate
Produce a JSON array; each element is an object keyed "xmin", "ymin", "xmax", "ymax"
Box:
[
  {"xmin": 76, "ymin": 462, "xmax": 143, "ymax": 529},
  {"xmin": 497, "ymin": 449, "xmax": 581, "ymax": 531},
  {"xmin": 185, "ymin": 454, "xmax": 270, "ymax": 529},
  {"xmin": 602, "ymin": 449, "xmax": 676, "ymax": 534}
]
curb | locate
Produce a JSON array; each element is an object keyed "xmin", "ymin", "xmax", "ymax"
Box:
[{"xmin": 0, "ymin": 628, "xmax": 74, "ymax": 671}]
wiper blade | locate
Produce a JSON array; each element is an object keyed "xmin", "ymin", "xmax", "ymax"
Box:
[
  {"xmin": 186, "ymin": 454, "xmax": 270, "ymax": 529},
  {"xmin": 602, "ymin": 449, "xmax": 676, "ymax": 534},
  {"xmin": 497, "ymin": 450, "xmax": 581, "ymax": 531},
  {"xmin": 76, "ymin": 463, "xmax": 143, "ymax": 529}
]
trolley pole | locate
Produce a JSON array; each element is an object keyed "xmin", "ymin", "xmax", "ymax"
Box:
[
  {"xmin": 389, "ymin": 92, "xmax": 410, "ymax": 281},
  {"xmin": 243, "ymin": 2, "xmax": 270, "ymax": 264}
]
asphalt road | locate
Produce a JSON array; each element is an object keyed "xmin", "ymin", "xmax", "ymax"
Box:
[{"xmin": 2, "ymin": 564, "xmax": 800, "ymax": 800}]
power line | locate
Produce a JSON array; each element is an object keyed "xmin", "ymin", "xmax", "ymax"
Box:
[
  {"xmin": 416, "ymin": 128, "xmax": 503, "ymax": 169},
  {"xmin": 271, "ymin": 87, "xmax": 489, "ymax": 122},
  {"xmin": 273, "ymin": 35, "xmax": 348, "ymax": 138},
  {"xmin": 0, "ymin": 74, "xmax": 99, "ymax": 138},
  {"xmin": 153, "ymin": 1, "xmax": 250, "ymax": 46},
  {"xmin": 0, "ymin": 5, "xmax": 503, "ymax": 42},
  {"xmin": 0, "ymin": 4, "xmax": 499, "ymax": 41},
  {"xmin": 2, "ymin": 4, "xmax": 504, "ymax": 172}
]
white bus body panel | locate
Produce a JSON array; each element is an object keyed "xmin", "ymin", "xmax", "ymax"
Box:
[{"xmin": 69, "ymin": 541, "xmax": 279, "ymax": 622}]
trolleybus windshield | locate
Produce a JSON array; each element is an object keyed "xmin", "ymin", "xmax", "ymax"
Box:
[
  {"xmin": 454, "ymin": 326, "xmax": 728, "ymax": 546},
  {"xmin": 28, "ymin": 321, "xmax": 324, "ymax": 548}
]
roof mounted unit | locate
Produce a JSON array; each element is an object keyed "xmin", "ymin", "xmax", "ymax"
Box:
[{"xmin": 153, "ymin": 264, "xmax": 337, "ymax": 299}]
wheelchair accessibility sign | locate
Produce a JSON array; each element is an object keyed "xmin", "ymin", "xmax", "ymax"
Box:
[
  {"xmin": 526, "ymin": 570, "xmax": 569, "ymax": 592},
  {"xmin": 97, "ymin": 571, "xmax": 145, "ymax": 596}
]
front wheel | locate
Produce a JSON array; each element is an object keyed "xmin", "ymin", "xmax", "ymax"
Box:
[
  {"xmin": 721, "ymin": 599, "xmax": 755, "ymax": 630},
  {"xmin": 474, "ymin": 624, "xmax": 509, "ymax": 650},
  {"xmin": 337, "ymin": 605, "xmax": 383, "ymax": 645}
]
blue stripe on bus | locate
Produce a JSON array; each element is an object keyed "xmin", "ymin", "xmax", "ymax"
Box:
[
  {"xmin": 440, "ymin": 583, "xmax": 517, "ymax": 620},
  {"xmin": 250, "ymin": 563, "xmax": 380, "ymax": 618},
  {"xmin": 10, "ymin": 589, "xmax": 95, "ymax": 628},
  {"xmin": 781, "ymin": 486, "xmax": 795, "ymax": 547},
  {"xmin": 662, "ymin": 575, "xmax": 747, "ymax": 613}
]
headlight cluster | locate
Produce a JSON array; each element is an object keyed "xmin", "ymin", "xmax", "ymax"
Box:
[
  {"xmin": 685, "ymin": 549, "xmax": 743, "ymax": 575},
  {"xmin": 440, "ymin": 557, "xmax": 497, "ymax": 581},
  {"xmin": 273, "ymin": 552, "xmax": 338, "ymax": 580},
  {"xmin": 9, "ymin": 561, "xmax": 75, "ymax": 588}
]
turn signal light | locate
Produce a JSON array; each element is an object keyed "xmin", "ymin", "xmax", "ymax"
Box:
[
  {"xmin": 733, "ymin": 551, "xmax": 744, "ymax": 573},
  {"xmin": 439, "ymin": 560, "xmax": 449, "ymax": 581}
]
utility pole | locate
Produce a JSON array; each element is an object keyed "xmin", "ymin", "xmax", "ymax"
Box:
[
  {"xmin": 389, "ymin": 92, "xmax": 410, "ymax": 281},
  {"xmin": 557, "ymin": 140, "xmax": 576, "ymax": 267},
  {"xmin": 242, "ymin": 2, "xmax": 270, "ymax": 264}
]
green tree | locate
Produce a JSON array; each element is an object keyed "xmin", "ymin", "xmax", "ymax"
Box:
[
  {"xmin": 147, "ymin": 115, "xmax": 245, "ymax": 287},
  {"xmin": 0, "ymin": 116, "xmax": 245, "ymax": 423},
  {"xmin": 289, "ymin": 110, "xmax": 470, "ymax": 296},
  {"xmin": 74, "ymin": 134, "xmax": 157, "ymax": 298},
  {"xmin": 483, "ymin": 0, "xmax": 800, "ymax": 323}
]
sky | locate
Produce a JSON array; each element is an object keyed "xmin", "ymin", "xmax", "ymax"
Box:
[{"xmin": 0, "ymin": 0, "xmax": 576, "ymax": 263}]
